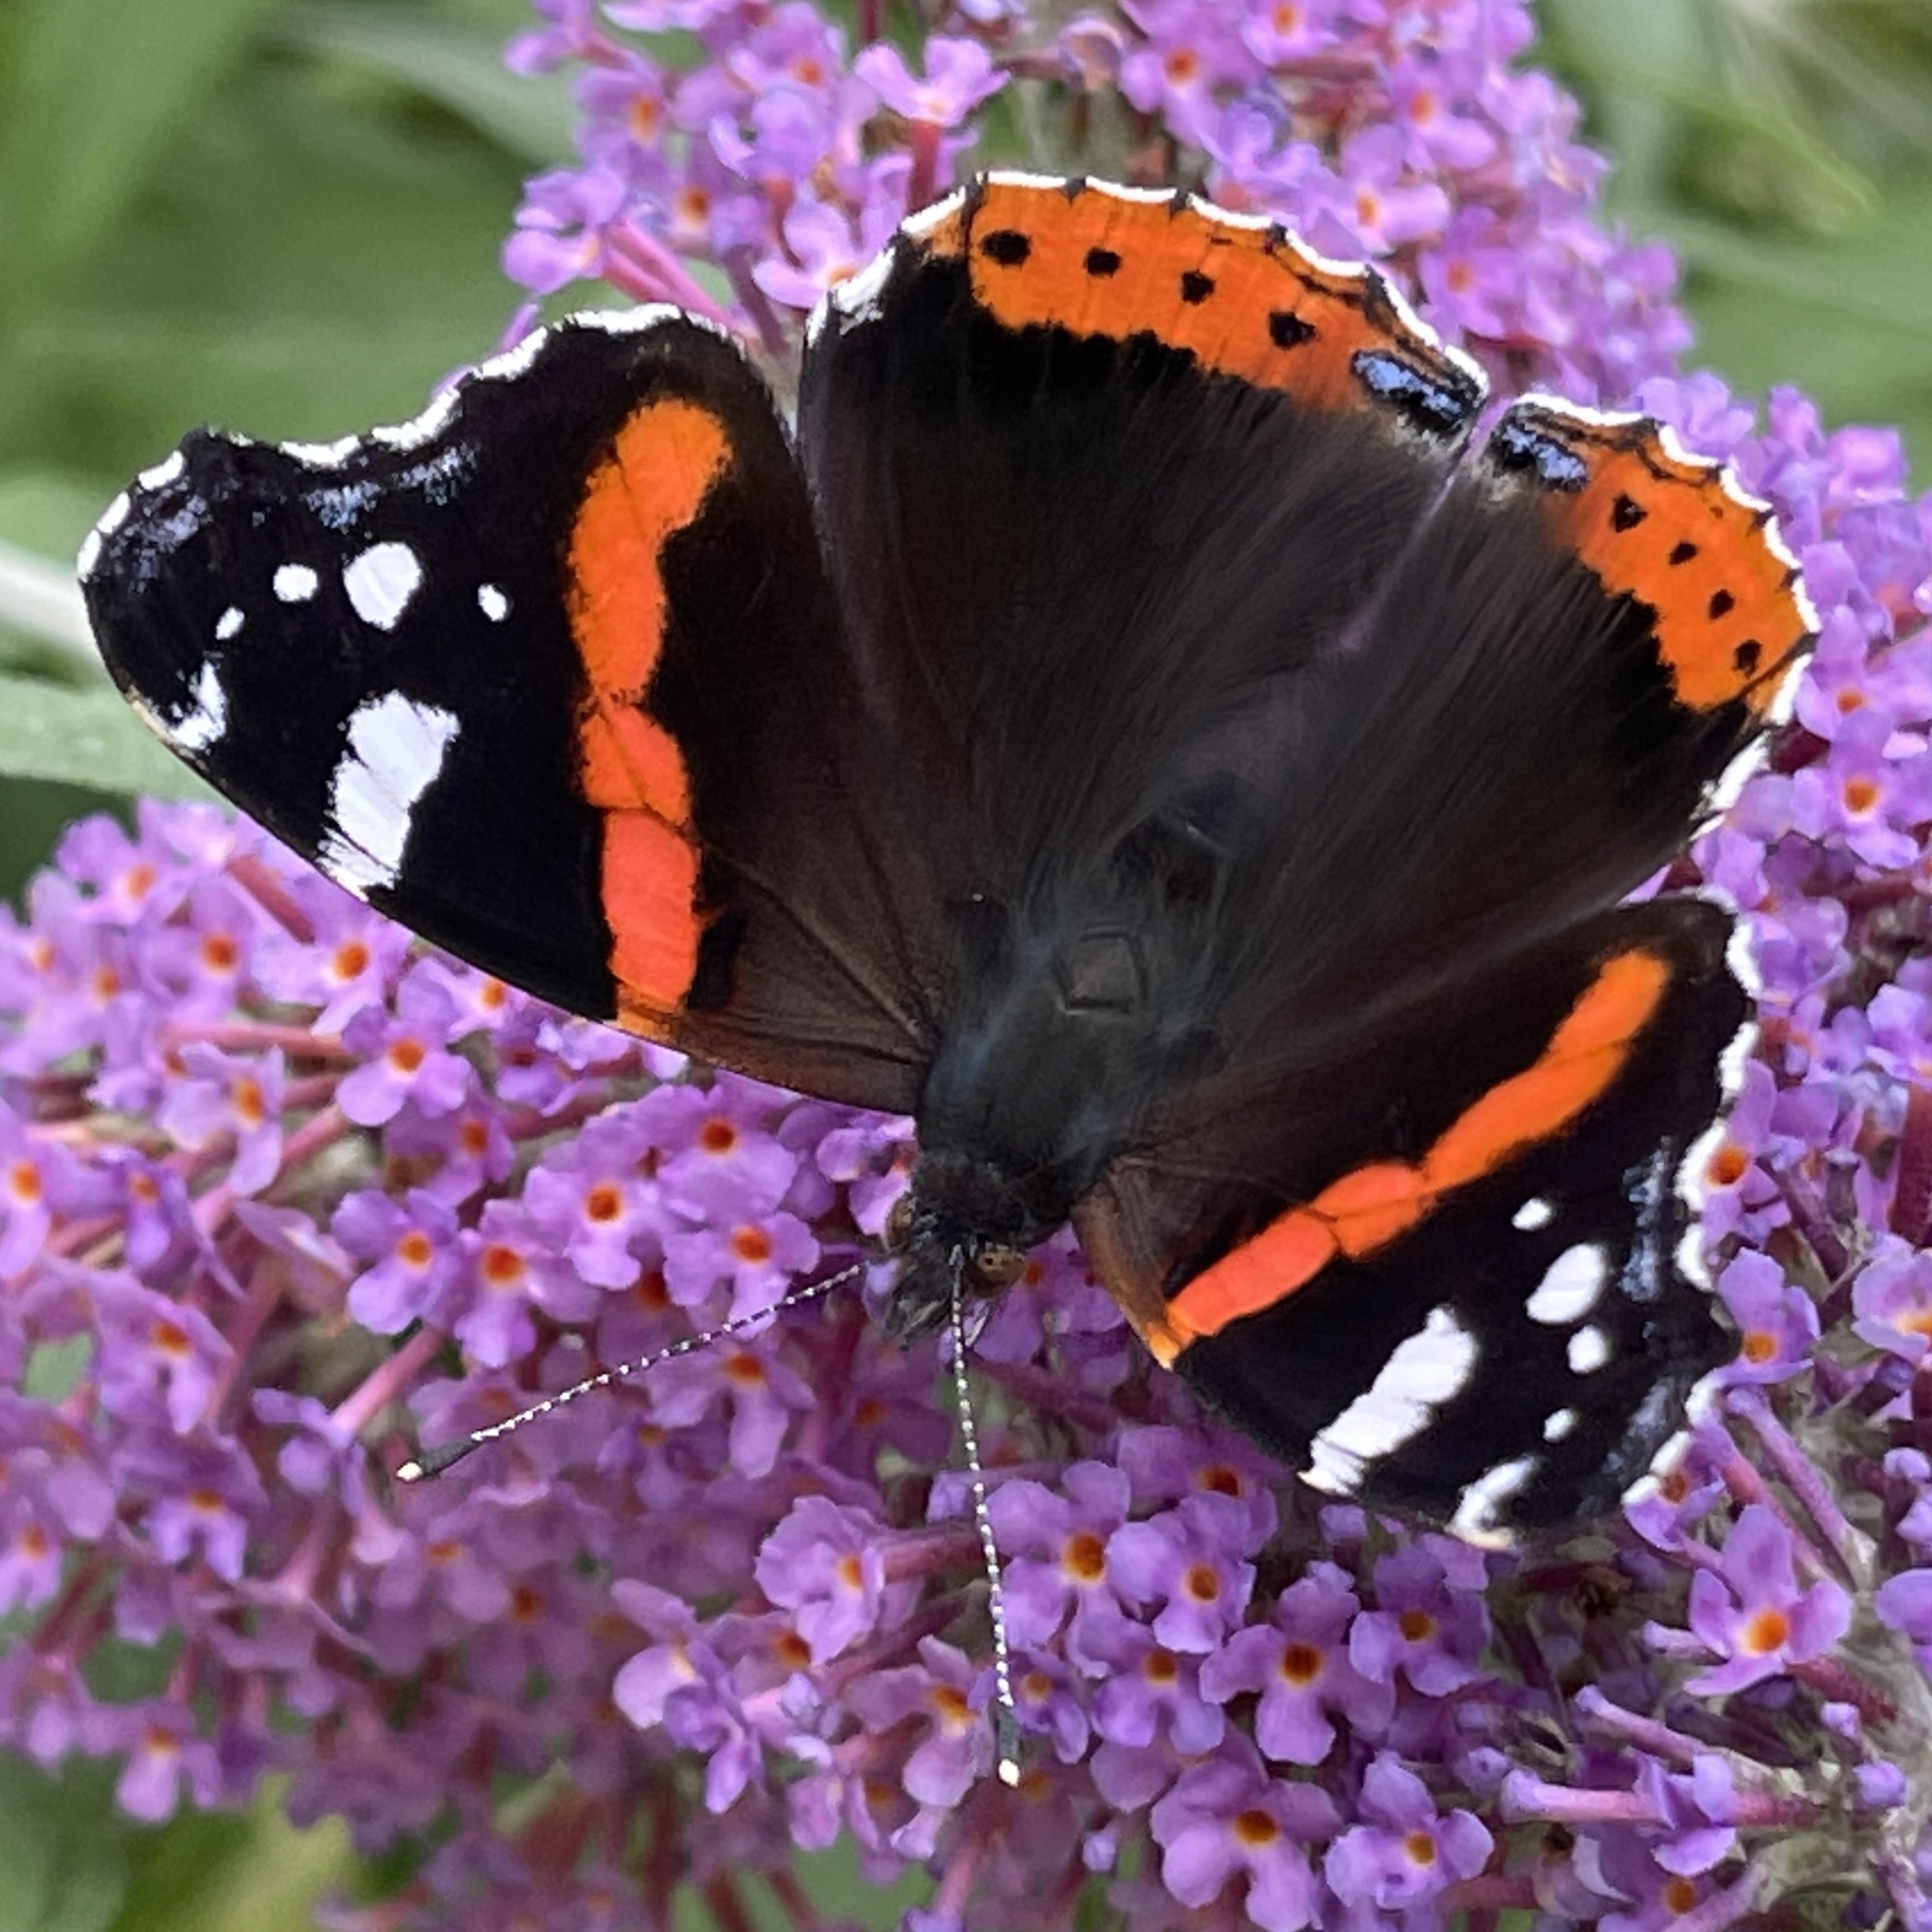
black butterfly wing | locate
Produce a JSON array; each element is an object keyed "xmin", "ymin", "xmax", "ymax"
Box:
[
  {"xmin": 1075, "ymin": 894, "xmax": 1747, "ymax": 1534},
  {"xmin": 82, "ymin": 310, "xmax": 929, "ymax": 1111},
  {"xmin": 801, "ymin": 176, "xmax": 1811, "ymax": 1527}
]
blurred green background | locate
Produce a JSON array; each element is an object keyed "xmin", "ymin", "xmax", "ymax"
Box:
[{"xmin": 1, "ymin": 0, "xmax": 1929, "ymax": 1926}]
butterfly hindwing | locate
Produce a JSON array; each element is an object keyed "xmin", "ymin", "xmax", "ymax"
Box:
[{"xmin": 1075, "ymin": 894, "xmax": 1746, "ymax": 1535}]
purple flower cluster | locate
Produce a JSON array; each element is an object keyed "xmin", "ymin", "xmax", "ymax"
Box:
[
  {"xmin": 15, "ymin": 3, "xmax": 1932, "ymax": 1928},
  {"xmin": 502, "ymin": 0, "xmax": 1684, "ymax": 403}
]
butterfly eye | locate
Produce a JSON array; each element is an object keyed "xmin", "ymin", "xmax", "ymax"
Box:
[
  {"xmin": 971, "ymin": 1245, "xmax": 1027, "ymax": 1292},
  {"xmin": 884, "ymin": 1194, "xmax": 914, "ymax": 1251}
]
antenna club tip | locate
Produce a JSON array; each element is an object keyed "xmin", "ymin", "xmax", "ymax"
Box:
[
  {"xmin": 996, "ymin": 1756, "xmax": 1022, "ymax": 1788},
  {"xmin": 397, "ymin": 1437, "xmax": 477, "ymax": 1482}
]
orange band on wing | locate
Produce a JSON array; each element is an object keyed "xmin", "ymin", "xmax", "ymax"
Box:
[
  {"xmin": 565, "ymin": 398, "xmax": 729, "ymax": 1013},
  {"xmin": 1166, "ymin": 949, "xmax": 1671, "ymax": 1342},
  {"xmin": 1514, "ymin": 407, "xmax": 1811, "ymax": 716},
  {"xmin": 603, "ymin": 814, "xmax": 703, "ymax": 1013},
  {"xmin": 920, "ymin": 179, "xmax": 1461, "ymax": 412}
]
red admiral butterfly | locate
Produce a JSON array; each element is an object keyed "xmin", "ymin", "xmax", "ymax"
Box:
[{"xmin": 80, "ymin": 174, "xmax": 1814, "ymax": 1540}]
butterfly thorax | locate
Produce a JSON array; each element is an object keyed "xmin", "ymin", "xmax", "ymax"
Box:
[{"xmin": 883, "ymin": 873, "xmax": 1223, "ymax": 1341}]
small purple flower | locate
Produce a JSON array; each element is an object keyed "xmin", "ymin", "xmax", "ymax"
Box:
[
  {"xmin": 1350, "ymin": 1543, "xmax": 1491, "ymax": 1696},
  {"xmin": 334, "ymin": 1187, "xmax": 460, "ymax": 1333},
  {"xmin": 337, "ymin": 975, "xmax": 473, "ymax": 1126},
  {"xmin": 1089, "ymin": 1620, "xmax": 1226, "ymax": 1756},
  {"xmin": 1715, "ymin": 1249, "xmax": 1821, "ymax": 1383},
  {"xmin": 753, "ymin": 1495, "xmax": 895, "ymax": 1662},
  {"xmin": 1106, "ymin": 1494, "xmax": 1259, "ymax": 1653},
  {"xmin": 1148, "ymin": 1740, "xmax": 1339, "ymax": 1932},
  {"xmin": 1324, "ymin": 1753, "xmax": 1493, "ymax": 1917},
  {"xmin": 155, "ymin": 1042, "xmax": 285, "ymax": 1194},
  {"xmin": 1200, "ymin": 1560, "xmax": 1392, "ymax": 1764},
  {"xmin": 844, "ymin": 1637, "xmax": 991, "ymax": 1812},
  {"xmin": 1874, "ymin": 1567, "xmax": 1932, "ymax": 1670},
  {"xmin": 1682, "ymin": 1505, "xmax": 1852, "ymax": 1693},
  {"xmin": 989, "ymin": 1460, "xmax": 1135, "ymax": 1664},
  {"xmin": 853, "ymin": 36, "xmax": 1005, "ymax": 129}
]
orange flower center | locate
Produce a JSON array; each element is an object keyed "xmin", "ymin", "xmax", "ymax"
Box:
[
  {"xmin": 1232, "ymin": 1808, "xmax": 1279, "ymax": 1847},
  {"xmin": 1705, "ymin": 1140, "xmax": 1748, "ymax": 1186},
  {"xmin": 1740, "ymin": 1606, "xmax": 1791, "ymax": 1655},
  {"xmin": 1184, "ymin": 1561, "xmax": 1222, "ymax": 1604},
  {"xmin": 1279, "ymin": 1641, "xmax": 1322, "ymax": 1686},
  {"xmin": 481, "ymin": 1244, "xmax": 524, "ymax": 1286},
  {"xmin": 1063, "ymin": 1531, "xmax": 1106, "ymax": 1582}
]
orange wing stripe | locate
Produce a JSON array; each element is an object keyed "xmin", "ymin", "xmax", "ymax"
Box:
[
  {"xmin": 1164, "ymin": 1209, "xmax": 1337, "ymax": 1346},
  {"xmin": 1519, "ymin": 410, "xmax": 1811, "ymax": 716},
  {"xmin": 1166, "ymin": 949, "xmax": 1670, "ymax": 1341},
  {"xmin": 922, "ymin": 180, "xmax": 1459, "ymax": 411},
  {"xmin": 564, "ymin": 399, "xmax": 729, "ymax": 1017},
  {"xmin": 602, "ymin": 814, "xmax": 704, "ymax": 1013}
]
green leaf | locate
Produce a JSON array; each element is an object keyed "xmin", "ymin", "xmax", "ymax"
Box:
[
  {"xmin": 3, "ymin": 59, "xmax": 526, "ymax": 481},
  {"xmin": 0, "ymin": 672, "xmax": 215, "ymax": 800},
  {"xmin": 0, "ymin": 1751, "xmax": 131, "ymax": 1932},
  {"xmin": 283, "ymin": 3, "xmax": 575, "ymax": 162},
  {"xmin": 0, "ymin": 0, "xmax": 286, "ymax": 320},
  {"xmin": 109, "ymin": 1783, "xmax": 351, "ymax": 1932}
]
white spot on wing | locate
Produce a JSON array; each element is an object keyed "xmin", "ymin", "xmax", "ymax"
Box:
[
  {"xmin": 1512, "ymin": 1196, "xmax": 1554, "ymax": 1232},
  {"xmin": 1567, "ymin": 1325, "xmax": 1611, "ymax": 1375},
  {"xmin": 1449, "ymin": 1454, "xmax": 1536, "ymax": 1542},
  {"xmin": 274, "ymin": 563, "xmax": 320, "ymax": 603},
  {"xmin": 901, "ymin": 186, "xmax": 966, "ymax": 239},
  {"xmin": 283, "ymin": 435, "xmax": 362, "ymax": 467},
  {"xmin": 828, "ymin": 243, "xmax": 897, "ymax": 327},
  {"xmin": 215, "ymin": 607, "xmax": 245, "ymax": 642},
  {"xmin": 368, "ymin": 392, "xmax": 458, "ymax": 454},
  {"xmin": 1305, "ymin": 1306, "xmax": 1476, "ymax": 1494},
  {"xmin": 478, "ymin": 583, "xmax": 509, "ymax": 623},
  {"xmin": 986, "ymin": 167, "xmax": 1083, "ymax": 195},
  {"xmin": 1186, "ymin": 192, "xmax": 1272, "ymax": 232},
  {"xmin": 138, "ymin": 450, "xmax": 186, "ymax": 492},
  {"xmin": 570, "ymin": 304, "xmax": 692, "ymax": 338},
  {"xmin": 1088, "ymin": 179, "xmax": 1178, "ymax": 207},
  {"xmin": 80, "ymin": 490, "xmax": 132, "ymax": 575},
  {"xmin": 343, "ymin": 542, "xmax": 424, "ymax": 632},
  {"xmin": 168, "ymin": 661, "xmax": 228, "ymax": 754},
  {"xmin": 317, "ymin": 694, "xmax": 460, "ymax": 894},
  {"xmin": 1542, "ymin": 1408, "xmax": 1577, "ymax": 1442},
  {"xmin": 1527, "ymin": 1244, "xmax": 1608, "ymax": 1324}
]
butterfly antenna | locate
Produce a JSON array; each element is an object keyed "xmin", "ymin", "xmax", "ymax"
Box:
[
  {"xmin": 395, "ymin": 1260, "xmax": 864, "ymax": 1483},
  {"xmin": 949, "ymin": 1274, "xmax": 1021, "ymax": 1787}
]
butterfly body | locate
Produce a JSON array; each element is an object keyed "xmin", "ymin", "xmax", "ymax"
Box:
[{"xmin": 82, "ymin": 173, "xmax": 1814, "ymax": 1538}]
